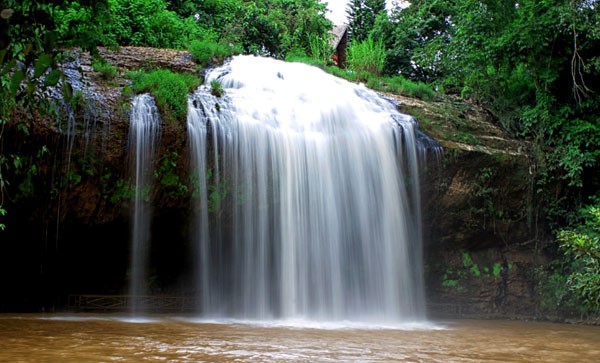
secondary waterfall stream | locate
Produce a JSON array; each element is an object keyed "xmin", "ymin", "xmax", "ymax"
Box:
[
  {"xmin": 129, "ymin": 94, "xmax": 161, "ymax": 313},
  {"xmin": 188, "ymin": 56, "xmax": 431, "ymax": 322}
]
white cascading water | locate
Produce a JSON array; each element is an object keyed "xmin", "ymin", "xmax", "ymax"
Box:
[
  {"xmin": 129, "ymin": 94, "xmax": 161, "ymax": 313},
  {"xmin": 188, "ymin": 55, "xmax": 429, "ymax": 323}
]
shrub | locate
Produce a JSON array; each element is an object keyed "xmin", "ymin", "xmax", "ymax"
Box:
[{"xmin": 129, "ymin": 69, "xmax": 200, "ymax": 122}]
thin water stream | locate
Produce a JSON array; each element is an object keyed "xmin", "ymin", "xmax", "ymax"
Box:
[{"xmin": 0, "ymin": 315, "xmax": 598, "ymax": 362}]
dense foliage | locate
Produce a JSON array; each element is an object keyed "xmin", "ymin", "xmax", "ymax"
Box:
[
  {"xmin": 366, "ymin": 0, "xmax": 600, "ymax": 192},
  {"xmin": 558, "ymin": 202, "xmax": 600, "ymax": 311}
]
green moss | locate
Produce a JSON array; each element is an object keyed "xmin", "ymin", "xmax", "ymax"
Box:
[{"xmin": 128, "ymin": 69, "xmax": 200, "ymax": 123}]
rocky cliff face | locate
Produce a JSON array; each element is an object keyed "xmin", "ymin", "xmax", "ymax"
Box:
[
  {"xmin": 393, "ymin": 95, "xmax": 553, "ymax": 319},
  {"xmin": 2, "ymin": 47, "xmax": 551, "ymax": 318}
]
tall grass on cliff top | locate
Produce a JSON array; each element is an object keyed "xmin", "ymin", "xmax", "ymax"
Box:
[
  {"xmin": 128, "ymin": 69, "xmax": 199, "ymax": 123},
  {"xmin": 347, "ymin": 37, "xmax": 386, "ymax": 77}
]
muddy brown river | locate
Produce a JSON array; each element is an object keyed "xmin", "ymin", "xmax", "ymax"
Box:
[{"xmin": 0, "ymin": 314, "xmax": 598, "ymax": 362}]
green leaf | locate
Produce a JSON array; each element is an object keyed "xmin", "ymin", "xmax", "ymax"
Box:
[
  {"xmin": 44, "ymin": 69, "xmax": 61, "ymax": 87},
  {"xmin": 9, "ymin": 70, "xmax": 25, "ymax": 96},
  {"xmin": 33, "ymin": 54, "xmax": 53, "ymax": 78}
]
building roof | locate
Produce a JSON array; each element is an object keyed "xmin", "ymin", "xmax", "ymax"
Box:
[{"xmin": 329, "ymin": 25, "xmax": 349, "ymax": 49}]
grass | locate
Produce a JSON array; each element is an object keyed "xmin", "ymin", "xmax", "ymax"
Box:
[
  {"xmin": 366, "ymin": 75, "xmax": 436, "ymax": 101},
  {"xmin": 346, "ymin": 37, "xmax": 385, "ymax": 76},
  {"xmin": 128, "ymin": 69, "xmax": 200, "ymax": 123}
]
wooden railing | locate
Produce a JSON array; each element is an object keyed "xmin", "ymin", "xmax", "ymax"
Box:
[{"xmin": 68, "ymin": 295, "xmax": 200, "ymax": 312}]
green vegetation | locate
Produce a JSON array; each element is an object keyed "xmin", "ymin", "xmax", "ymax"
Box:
[
  {"xmin": 365, "ymin": 75, "xmax": 435, "ymax": 100},
  {"xmin": 347, "ymin": 36, "xmax": 386, "ymax": 76},
  {"xmin": 128, "ymin": 69, "xmax": 199, "ymax": 123},
  {"xmin": 107, "ymin": 179, "xmax": 135, "ymax": 205},
  {"xmin": 308, "ymin": 34, "xmax": 334, "ymax": 68},
  {"xmin": 441, "ymin": 251, "xmax": 512, "ymax": 291},
  {"xmin": 154, "ymin": 152, "xmax": 189, "ymax": 199},
  {"xmin": 346, "ymin": 0, "xmax": 386, "ymax": 42},
  {"xmin": 210, "ymin": 80, "xmax": 224, "ymax": 98},
  {"xmin": 369, "ymin": 0, "xmax": 600, "ymax": 191},
  {"xmin": 558, "ymin": 202, "xmax": 600, "ymax": 311},
  {"xmin": 92, "ymin": 57, "xmax": 118, "ymax": 80},
  {"xmin": 534, "ymin": 262, "xmax": 583, "ymax": 315},
  {"xmin": 188, "ymin": 37, "xmax": 242, "ymax": 67}
]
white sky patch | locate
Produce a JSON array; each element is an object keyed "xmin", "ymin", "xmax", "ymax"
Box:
[{"xmin": 323, "ymin": 0, "xmax": 408, "ymax": 25}]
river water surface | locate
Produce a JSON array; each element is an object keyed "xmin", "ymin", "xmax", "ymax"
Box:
[{"xmin": 0, "ymin": 314, "xmax": 598, "ymax": 362}]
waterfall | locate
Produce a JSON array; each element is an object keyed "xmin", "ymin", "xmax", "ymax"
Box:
[
  {"xmin": 128, "ymin": 94, "xmax": 161, "ymax": 313},
  {"xmin": 188, "ymin": 55, "xmax": 432, "ymax": 322},
  {"xmin": 187, "ymin": 94, "xmax": 213, "ymax": 311}
]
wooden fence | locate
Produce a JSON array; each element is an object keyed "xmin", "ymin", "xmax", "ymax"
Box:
[{"xmin": 68, "ymin": 295, "xmax": 200, "ymax": 312}]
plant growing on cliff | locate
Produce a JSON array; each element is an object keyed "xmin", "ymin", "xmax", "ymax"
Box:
[
  {"xmin": 442, "ymin": 251, "xmax": 512, "ymax": 292},
  {"xmin": 153, "ymin": 152, "xmax": 189, "ymax": 199},
  {"xmin": 128, "ymin": 69, "xmax": 199, "ymax": 123},
  {"xmin": 210, "ymin": 80, "xmax": 224, "ymax": 98}
]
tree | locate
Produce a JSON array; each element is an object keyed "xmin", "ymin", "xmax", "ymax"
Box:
[
  {"xmin": 346, "ymin": 0, "xmax": 386, "ymax": 42},
  {"xmin": 379, "ymin": 0, "xmax": 456, "ymax": 80}
]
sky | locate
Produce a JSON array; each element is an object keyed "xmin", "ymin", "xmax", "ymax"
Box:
[{"xmin": 324, "ymin": 0, "xmax": 405, "ymax": 25}]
